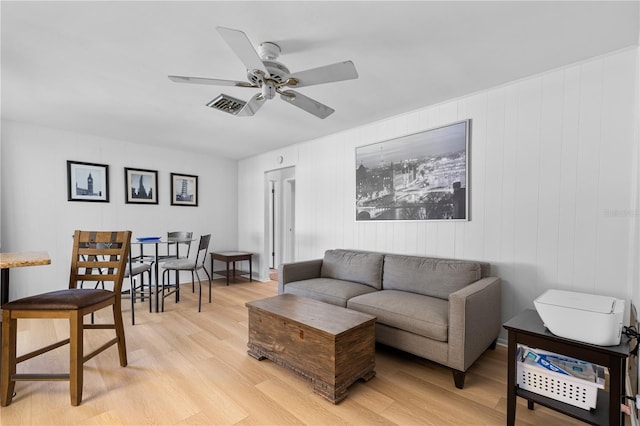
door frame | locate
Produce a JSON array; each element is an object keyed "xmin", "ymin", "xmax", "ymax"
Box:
[{"xmin": 264, "ymin": 167, "xmax": 295, "ymax": 274}]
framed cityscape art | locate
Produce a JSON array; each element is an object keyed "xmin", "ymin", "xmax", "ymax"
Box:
[
  {"xmin": 170, "ymin": 173, "xmax": 198, "ymax": 207},
  {"xmin": 355, "ymin": 119, "xmax": 470, "ymax": 221},
  {"xmin": 67, "ymin": 160, "xmax": 109, "ymax": 202},
  {"xmin": 124, "ymin": 167, "xmax": 158, "ymax": 204}
]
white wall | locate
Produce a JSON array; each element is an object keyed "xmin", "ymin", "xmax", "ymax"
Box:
[
  {"xmin": 239, "ymin": 48, "xmax": 640, "ymax": 335},
  {"xmin": 1, "ymin": 120, "xmax": 238, "ymax": 299},
  {"xmin": 634, "ymin": 12, "xmax": 640, "ymax": 313}
]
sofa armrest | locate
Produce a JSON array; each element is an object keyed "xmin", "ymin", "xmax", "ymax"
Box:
[
  {"xmin": 447, "ymin": 277, "xmax": 502, "ymax": 371},
  {"xmin": 278, "ymin": 259, "xmax": 323, "ymax": 294}
]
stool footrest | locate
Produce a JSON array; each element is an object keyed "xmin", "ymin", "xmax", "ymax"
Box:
[
  {"xmin": 16, "ymin": 338, "xmax": 70, "ymax": 364},
  {"xmin": 12, "ymin": 373, "xmax": 70, "ymax": 381}
]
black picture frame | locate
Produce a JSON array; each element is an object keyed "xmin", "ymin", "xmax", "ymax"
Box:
[
  {"xmin": 170, "ymin": 173, "xmax": 198, "ymax": 207},
  {"xmin": 67, "ymin": 160, "xmax": 110, "ymax": 202},
  {"xmin": 355, "ymin": 119, "xmax": 470, "ymax": 221},
  {"xmin": 125, "ymin": 167, "xmax": 158, "ymax": 204}
]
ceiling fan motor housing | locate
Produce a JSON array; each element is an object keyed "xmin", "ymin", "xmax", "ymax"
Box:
[{"xmin": 247, "ymin": 60, "xmax": 290, "ymax": 85}]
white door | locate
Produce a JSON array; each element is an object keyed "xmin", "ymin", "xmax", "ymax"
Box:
[
  {"xmin": 265, "ymin": 167, "xmax": 295, "ymax": 270},
  {"xmin": 283, "ymin": 178, "xmax": 295, "ymax": 264}
]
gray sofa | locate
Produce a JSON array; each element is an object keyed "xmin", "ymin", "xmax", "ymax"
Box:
[{"xmin": 278, "ymin": 249, "xmax": 502, "ymax": 389}]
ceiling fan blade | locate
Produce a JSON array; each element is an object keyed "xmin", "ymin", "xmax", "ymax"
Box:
[
  {"xmin": 216, "ymin": 26, "xmax": 270, "ymax": 78},
  {"xmin": 168, "ymin": 75, "xmax": 256, "ymax": 88},
  {"xmin": 287, "ymin": 61, "xmax": 358, "ymax": 88},
  {"xmin": 237, "ymin": 93, "xmax": 267, "ymax": 117},
  {"xmin": 280, "ymin": 90, "xmax": 335, "ymax": 119}
]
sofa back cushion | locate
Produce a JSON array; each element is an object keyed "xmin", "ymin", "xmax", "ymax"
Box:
[
  {"xmin": 321, "ymin": 249, "xmax": 384, "ymax": 289},
  {"xmin": 383, "ymin": 255, "xmax": 481, "ymax": 299}
]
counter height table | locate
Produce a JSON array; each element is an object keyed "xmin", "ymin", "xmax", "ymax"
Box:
[
  {"xmin": 1, "ymin": 251, "xmax": 51, "ymax": 346},
  {"xmin": 1, "ymin": 251, "xmax": 51, "ymax": 305}
]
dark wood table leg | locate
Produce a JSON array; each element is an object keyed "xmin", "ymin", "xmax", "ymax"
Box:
[
  {"xmin": 249, "ymin": 256, "xmax": 252, "ymax": 282},
  {"xmin": 0, "ymin": 267, "xmax": 5, "ymax": 356},
  {"xmin": 1, "ymin": 268, "xmax": 8, "ymax": 345},
  {"xmin": 225, "ymin": 260, "xmax": 230, "ymax": 286},
  {"xmin": 1, "ymin": 268, "xmax": 9, "ymax": 306},
  {"xmin": 506, "ymin": 331, "xmax": 517, "ymax": 426},
  {"xmin": 609, "ymin": 354, "xmax": 625, "ymax": 426}
]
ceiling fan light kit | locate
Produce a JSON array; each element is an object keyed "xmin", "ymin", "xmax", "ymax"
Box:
[{"xmin": 169, "ymin": 26, "xmax": 358, "ymax": 119}]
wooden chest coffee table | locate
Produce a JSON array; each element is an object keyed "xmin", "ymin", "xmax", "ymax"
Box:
[{"xmin": 246, "ymin": 294, "xmax": 376, "ymax": 403}]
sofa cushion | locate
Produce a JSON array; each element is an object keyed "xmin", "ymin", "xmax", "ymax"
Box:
[
  {"xmin": 283, "ymin": 278, "xmax": 378, "ymax": 307},
  {"xmin": 383, "ymin": 255, "xmax": 481, "ymax": 300},
  {"xmin": 347, "ymin": 290, "xmax": 449, "ymax": 342},
  {"xmin": 320, "ymin": 249, "xmax": 384, "ymax": 289}
]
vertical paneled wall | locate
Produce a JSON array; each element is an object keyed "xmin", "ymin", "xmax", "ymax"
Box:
[
  {"xmin": 238, "ymin": 48, "xmax": 639, "ymax": 330},
  {"xmin": 635, "ymin": 32, "xmax": 640, "ymax": 307}
]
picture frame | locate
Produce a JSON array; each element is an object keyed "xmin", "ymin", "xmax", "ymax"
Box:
[
  {"xmin": 170, "ymin": 173, "xmax": 198, "ymax": 207},
  {"xmin": 67, "ymin": 160, "xmax": 109, "ymax": 202},
  {"xmin": 355, "ymin": 119, "xmax": 470, "ymax": 221},
  {"xmin": 124, "ymin": 167, "xmax": 158, "ymax": 204}
]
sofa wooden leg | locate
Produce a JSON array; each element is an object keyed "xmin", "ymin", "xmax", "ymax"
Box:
[
  {"xmin": 452, "ymin": 370, "xmax": 465, "ymax": 389},
  {"xmin": 489, "ymin": 339, "xmax": 497, "ymax": 350}
]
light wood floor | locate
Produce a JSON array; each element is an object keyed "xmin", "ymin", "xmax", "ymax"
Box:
[{"xmin": 0, "ymin": 278, "xmax": 584, "ymax": 425}]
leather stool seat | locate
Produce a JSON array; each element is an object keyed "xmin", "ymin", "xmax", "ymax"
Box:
[{"xmin": 3, "ymin": 289, "xmax": 114, "ymax": 311}]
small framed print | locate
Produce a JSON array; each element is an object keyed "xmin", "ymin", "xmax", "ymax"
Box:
[
  {"xmin": 170, "ymin": 173, "xmax": 198, "ymax": 207},
  {"xmin": 125, "ymin": 167, "xmax": 158, "ymax": 204},
  {"xmin": 67, "ymin": 160, "xmax": 109, "ymax": 202}
]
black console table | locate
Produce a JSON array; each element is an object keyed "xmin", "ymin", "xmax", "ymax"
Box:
[{"xmin": 503, "ymin": 309, "xmax": 630, "ymax": 426}]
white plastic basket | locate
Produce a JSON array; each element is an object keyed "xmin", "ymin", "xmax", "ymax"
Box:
[{"xmin": 516, "ymin": 346, "xmax": 605, "ymax": 410}]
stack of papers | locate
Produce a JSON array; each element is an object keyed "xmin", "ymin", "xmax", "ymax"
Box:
[{"xmin": 520, "ymin": 346, "xmax": 599, "ymax": 383}]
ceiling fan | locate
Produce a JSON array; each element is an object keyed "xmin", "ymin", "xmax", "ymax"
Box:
[{"xmin": 168, "ymin": 26, "xmax": 358, "ymax": 119}]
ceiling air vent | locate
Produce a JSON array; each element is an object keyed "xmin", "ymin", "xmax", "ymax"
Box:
[{"xmin": 206, "ymin": 94, "xmax": 246, "ymax": 115}]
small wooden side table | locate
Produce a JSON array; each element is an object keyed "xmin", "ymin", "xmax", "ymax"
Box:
[
  {"xmin": 503, "ymin": 309, "xmax": 629, "ymax": 426},
  {"xmin": 210, "ymin": 251, "xmax": 253, "ymax": 285}
]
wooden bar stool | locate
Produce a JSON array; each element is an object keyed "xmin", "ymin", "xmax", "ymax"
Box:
[{"xmin": 1, "ymin": 230, "xmax": 132, "ymax": 406}]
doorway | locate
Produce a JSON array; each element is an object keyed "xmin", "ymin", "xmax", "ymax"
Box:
[{"xmin": 265, "ymin": 167, "xmax": 295, "ymax": 277}]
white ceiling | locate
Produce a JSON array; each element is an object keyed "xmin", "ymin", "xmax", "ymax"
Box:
[{"xmin": 2, "ymin": 1, "xmax": 638, "ymax": 160}]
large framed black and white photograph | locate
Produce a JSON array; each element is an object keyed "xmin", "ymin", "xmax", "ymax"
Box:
[
  {"xmin": 170, "ymin": 173, "xmax": 198, "ymax": 207},
  {"xmin": 125, "ymin": 167, "xmax": 158, "ymax": 204},
  {"xmin": 356, "ymin": 120, "xmax": 469, "ymax": 221},
  {"xmin": 67, "ymin": 160, "xmax": 109, "ymax": 202}
]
